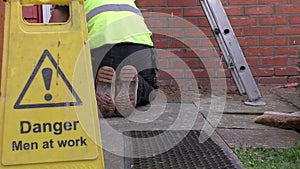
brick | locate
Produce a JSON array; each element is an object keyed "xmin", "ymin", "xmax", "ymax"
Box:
[
  {"xmin": 289, "ymin": 56, "xmax": 300, "ymax": 65},
  {"xmin": 198, "ymin": 17, "xmax": 210, "ymax": 27},
  {"xmin": 200, "ymin": 27, "xmax": 214, "ymax": 37},
  {"xmin": 290, "ymin": 16, "xmax": 300, "ymax": 24},
  {"xmin": 238, "ymin": 37, "xmax": 259, "ymax": 47},
  {"xmin": 185, "ymin": 18, "xmax": 198, "ymax": 27},
  {"xmin": 169, "ymin": 39, "xmax": 187, "ymax": 48},
  {"xmin": 157, "ymin": 69, "xmax": 185, "ymax": 79},
  {"xmin": 290, "ymin": 37, "xmax": 300, "ymax": 45},
  {"xmin": 184, "ymin": 59, "xmax": 202, "ymax": 69},
  {"xmin": 228, "ymin": 0, "xmax": 257, "ymax": 5},
  {"xmin": 160, "ymin": 49, "xmax": 184, "ymax": 58},
  {"xmin": 260, "ymin": 37, "xmax": 288, "ymax": 46},
  {"xmin": 145, "ymin": 19, "xmax": 167, "ymax": 28},
  {"xmin": 261, "ymin": 57, "xmax": 289, "ymax": 66},
  {"xmin": 259, "ymin": 16, "xmax": 288, "ymax": 25},
  {"xmin": 211, "ymin": 78, "xmax": 233, "ymax": 87},
  {"xmin": 184, "ymin": 27, "xmax": 206, "ymax": 38},
  {"xmin": 246, "ymin": 58, "xmax": 260, "ymax": 67},
  {"xmin": 153, "ymin": 39, "xmax": 169, "ymax": 49},
  {"xmin": 151, "ymin": 29, "xmax": 183, "ymax": 38},
  {"xmin": 201, "ymin": 38, "xmax": 218, "ymax": 48},
  {"xmin": 169, "ymin": 58, "xmax": 200, "ymax": 69},
  {"xmin": 215, "ymin": 69, "xmax": 232, "ymax": 78},
  {"xmin": 168, "ymin": 0, "xmax": 197, "ymax": 7},
  {"xmin": 183, "ymin": 7, "xmax": 205, "ymax": 17},
  {"xmin": 152, "ymin": 8, "xmax": 182, "ymax": 17},
  {"xmin": 186, "ymin": 70, "xmax": 210, "ymax": 78},
  {"xmin": 169, "ymin": 49, "xmax": 182, "ymax": 56},
  {"xmin": 201, "ymin": 58, "xmax": 225, "ymax": 68},
  {"xmin": 275, "ymin": 67, "xmax": 299, "ymax": 76},
  {"xmin": 244, "ymin": 27, "xmax": 273, "ymax": 36},
  {"xmin": 251, "ymin": 68, "xmax": 274, "ymax": 77},
  {"xmin": 291, "ymin": 0, "xmax": 300, "ymax": 3},
  {"xmin": 156, "ymin": 50, "xmax": 176, "ymax": 59},
  {"xmin": 136, "ymin": 0, "xmax": 165, "ymax": 7},
  {"xmin": 259, "ymin": 0, "xmax": 289, "ymax": 4},
  {"xmin": 259, "ymin": 77, "xmax": 288, "ymax": 85},
  {"xmin": 186, "ymin": 48, "xmax": 215, "ymax": 58},
  {"xmin": 245, "ymin": 6, "xmax": 274, "ymax": 15},
  {"xmin": 274, "ymin": 46, "xmax": 299, "ymax": 55},
  {"xmin": 276, "ymin": 4, "xmax": 300, "ymax": 14},
  {"xmin": 233, "ymin": 28, "xmax": 244, "ymax": 36},
  {"xmin": 168, "ymin": 18, "xmax": 197, "ymax": 28},
  {"xmin": 169, "ymin": 69, "xmax": 186, "ymax": 79},
  {"xmin": 244, "ymin": 47, "xmax": 273, "ymax": 56},
  {"xmin": 174, "ymin": 49, "xmax": 187, "ymax": 58},
  {"xmin": 170, "ymin": 39, "xmax": 201, "ymax": 48},
  {"xmin": 224, "ymin": 6, "xmax": 244, "ymax": 16},
  {"xmin": 229, "ymin": 17, "xmax": 257, "ymax": 26}
]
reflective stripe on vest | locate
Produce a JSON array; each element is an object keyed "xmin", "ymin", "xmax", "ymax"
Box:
[{"xmin": 86, "ymin": 4, "xmax": 142, "ymax": 22}]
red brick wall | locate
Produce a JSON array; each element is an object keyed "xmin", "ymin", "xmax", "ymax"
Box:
[
  {"xmin": 0, "ymin": 1, "xmax": 299, "ymax": 90},
  {"xmin": 137, "ymin": 0, "xmax": 300, "ymax": 88}
]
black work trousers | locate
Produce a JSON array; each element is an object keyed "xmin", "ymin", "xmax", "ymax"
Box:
[{"xmin": 90, "ymin": 43, "xmax": 158, "ymax": 106}]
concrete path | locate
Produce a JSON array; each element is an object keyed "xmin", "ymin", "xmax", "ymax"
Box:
[{"xmin": 99, "ymin": 87, "xmax": 300, "ymax": 168}]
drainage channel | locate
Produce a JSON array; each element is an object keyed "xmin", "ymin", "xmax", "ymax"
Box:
[{"xmin": 124, "ymin": 130, "xmax": 244, "ymax": 169}]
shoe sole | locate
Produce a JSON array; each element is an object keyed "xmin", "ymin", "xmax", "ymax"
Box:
[
  {"xmin": 115, "ymin": 65, "xmax": 138, "ymax": 117},
  {"xmin": 96, "ymin": 66, "xmax": 117, "ymax": 118}
]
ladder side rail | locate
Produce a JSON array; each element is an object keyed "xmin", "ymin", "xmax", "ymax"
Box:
[
  {"xmin": 208, "ymin": 0, "xmax": 261, "ymax": 101},
  {"xmin": 201, "ymin": 0, "xmax": 262, "ymax": 101},
  {"xmin": 200, "ymin": 0, "xmax": 247, "ymax": 94}
]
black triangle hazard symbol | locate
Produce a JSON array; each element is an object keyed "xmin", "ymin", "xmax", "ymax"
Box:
[{"xmin": 14, "ymin": 50, "xmax": 82, "ymax": 109}]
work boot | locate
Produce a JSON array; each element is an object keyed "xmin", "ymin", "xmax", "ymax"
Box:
[
  {"xmin": 96, "ymin": 66, "xmax": 118, "ymax": 118},
  {"xmin": 115, "ymin": 65, "xmax": 138, "ymax": 117}
]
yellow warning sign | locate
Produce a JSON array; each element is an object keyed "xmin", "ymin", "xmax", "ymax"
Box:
[
  {"xmin": 1, "ymin": 0, "xmax": 104, "ymax": 168},
  {"xmin": 14, "ymin": 49, "xmax": 82, "ymax": 109}
]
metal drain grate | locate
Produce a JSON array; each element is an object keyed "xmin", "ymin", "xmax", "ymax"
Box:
[{"xmin": 124, "ymin": 130, "xmax": 242, "ymax": 169}]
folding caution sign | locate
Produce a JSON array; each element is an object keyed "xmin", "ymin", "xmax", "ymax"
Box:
[{"xmin": 0, "ymin": 0, "xmax": 104, "ymax": 168}]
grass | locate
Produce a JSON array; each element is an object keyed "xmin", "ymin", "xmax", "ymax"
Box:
[{"xmin": 233, "ymin": 142, "xmax": 300, "ymax": 169}]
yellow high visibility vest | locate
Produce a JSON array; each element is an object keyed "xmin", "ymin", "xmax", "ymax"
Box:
[{"xmin": 84, "ymin": 0, "xmax": 153, "ymax": 49}]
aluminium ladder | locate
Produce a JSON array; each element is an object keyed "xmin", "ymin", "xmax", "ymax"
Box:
[{"xmin": 200, "ymin": 0, "xmax": 265, "ymax": 105}]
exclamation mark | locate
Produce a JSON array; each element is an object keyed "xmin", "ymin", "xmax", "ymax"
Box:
[{"xmin": 42, "ymin": 68, "xmax": 53, "ymax": 101}]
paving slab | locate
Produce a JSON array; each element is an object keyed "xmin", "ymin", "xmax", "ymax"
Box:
[
  {"xmin": 194, "ymin": 95, "xmax": 298, "ymax": 119},
  {"xmin": 217, "ymin": 113, "xmax": 300, "ymax": 148},
  {"xmin": 100, "ymin": 103, "xmax": 203, "ymax": 132},
  {"xmin": 217, "ymin": 128, "xmax": 300, "ymax": 148},
  {"xmin": 224, "ymin": 95, "xmax": 299, "ymax": 114},
  {"xmin": 271, "ymin": 87, "xmax": 300, "ymax": 109},
  {"xmin": 218, "ymin": 114, "xmax": 278, "ymax": 130}
]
